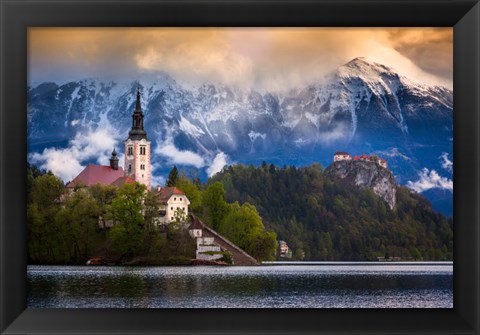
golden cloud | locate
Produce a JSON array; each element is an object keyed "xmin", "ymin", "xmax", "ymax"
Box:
[{"xmin": 28, "ymin": 27, "xmax": 452, "ymax": 89}]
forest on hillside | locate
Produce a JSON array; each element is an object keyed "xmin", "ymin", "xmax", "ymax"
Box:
[
  {"xmin": 208, "ymin": 162, "xmax": 453, "ymax": 261},
  {"xmin": 27, "ymin": 161, "xmax": 453, "ymax": 264},
  {"xmin": 26, "ymin": 163, "xmax": 276, "ymax": 265}
]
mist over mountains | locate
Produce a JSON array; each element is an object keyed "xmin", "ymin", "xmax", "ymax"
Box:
[{"xmin": 27, "ymin": 57, "xmax": 453, "ymax": 215}]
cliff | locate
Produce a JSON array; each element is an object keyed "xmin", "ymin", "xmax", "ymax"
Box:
[{"xmin": 324, "ymin": 160, "xmax": 397, "ymax": 210}]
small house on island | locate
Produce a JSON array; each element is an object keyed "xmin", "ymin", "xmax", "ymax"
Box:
[{"xmin": 154, "ymin": 186, "xmax": 190, "ymax": 224}]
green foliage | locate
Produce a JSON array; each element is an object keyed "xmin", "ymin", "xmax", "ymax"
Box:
[
  {"xmin": 29, "ymin": 173, "xmax": 64, "ymax": 209},
  {"xmin": 173, "ymin": 207, "xmax": 188, "ymax": 224},
  {"xmin": 202, "ymin": 182, "xmax": 231, "ymax": 231},
  {"xmin": 106, "ymin": 183, "xmax": 146, "ymax": 257},
  {"xmin": 108, "ymin": 183, "xmax": 146, "ymax": 226},
  {"xmin": 166, "ymin": 165, "xmax": 179, "ymax": 187},
  {"xmin": 26, "ymin": 160, "xmax": 453, "ymax": 264},
  {"xmin": 27, "ymin": 172, "xmax": 66, "ymax": 263},
  {"xmin": 218, "ymin": 202, "xmax": 277, "ymax": 261},
  {"xmin": 176, "ymin": 176, "xmax": 202, "ymax": 212},
  {"xmin": 209, "ymin": 163, "xmax": 453, "ymax": 261},
  {"xmin": 26, "ymin": 165, "xmax": 195, "ymax": 265},
  {"xmin": 88, "ymin": 184, "xmax": 117, "ymax": 229},
  {"xmin": 108, "ymin": 222, "xmax": 143, "ymax": 257},
  {"xmin": 56, "ymin": 190, "xmax": 100, "ymax": 262}
]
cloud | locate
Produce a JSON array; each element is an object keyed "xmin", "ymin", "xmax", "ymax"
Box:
[
  {"xmin": 154, "ymin": 138, "xmax": 206, "ymax": 168},
  {"xmin": 387, "ymin": 28, "xmax": 453, "ymax": 84},
  {"xmin": 206, "ymin": 152, "xmax": 230, "ymax": 177},
  {"xmin": 29, "ymin": 127, "xmax": 120, "ymax": 182},
  {"xmin": 374, "ymin": 148, "xmax": 412, "ymax": 163},
  {"xmin": 407, "ymin": 168, "xmax": 453, "ymax": 193},
  {"xmin": 317, "ymin": 122, "xmax": 351, "ymax": 144},
  {"xmin": 29, "ymin": 27, "xmax": 452, "ymax": 90},
  {"xmin": 440, "ymin": 152, "xmax": 453, "ymax": 173},
  {"xmin": 30, "ymin": 149, "xmax": 84, "ymax": 183}
]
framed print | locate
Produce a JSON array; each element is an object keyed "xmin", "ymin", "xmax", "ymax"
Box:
[{"xmin": 1, "ymin": 0, "xmax": 479, "ymax": 334}]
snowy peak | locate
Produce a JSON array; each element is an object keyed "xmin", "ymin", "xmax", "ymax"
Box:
[{"xmin": 335, "ymin": 57, "xmax": 400, "ymax": 84}]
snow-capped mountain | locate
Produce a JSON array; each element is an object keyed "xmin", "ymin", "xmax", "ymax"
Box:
[{"xmin": 27, "ymin": 57, "xmax": 453, "ymax": 215}]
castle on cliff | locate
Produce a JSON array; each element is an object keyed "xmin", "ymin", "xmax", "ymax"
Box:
[{"xmin": 334, "ymin": 151, "xmax": 387, "ymax": 169}]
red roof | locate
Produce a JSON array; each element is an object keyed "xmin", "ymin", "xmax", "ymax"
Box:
[
  {"xmin": 188, "ymin": 215, "xmax": 204, "ymax": 230},
  {"xmin": 156, "ymin": 187, "xmax": 186, "ymax": 203},
  {"xmin": 110, "ymin": 176, "xmax": 136, "ymax": 188},
  {"xmin": 66, "ymin": 164, "xmax": 125, "ymax": 188}
]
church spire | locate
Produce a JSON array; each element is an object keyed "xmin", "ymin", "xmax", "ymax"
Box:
[
  {"xmin": 135, "ymin": 87, "xmax": 142, "ymax": 111},
  {"xmin": 110, "ymin": 146, "xmax": 119, "ymax": 170},
  {"xmin": 128, "ymin": 87, "xmax": 147, "ymax": 140}
]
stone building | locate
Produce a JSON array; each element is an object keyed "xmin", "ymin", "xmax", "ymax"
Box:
[
  {"xmin": 155, "ymin": 186, "xmax": 191, "ymax": 224},
  {"xmin": 124, "ymin": 89, "xmax": 151, "ymax": 190},
  {"xmin": 334, "ymin": 151, "xmax": 352, "ymax": 162},
  {"xmin": 334, "ymin": 151, "xmax": 387, "ymax": 169}
]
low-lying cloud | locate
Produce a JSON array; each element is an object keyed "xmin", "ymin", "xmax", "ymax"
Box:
[
  {"xmin": 29, "ymin": 127, "xmax": 120, "ymax": 182},
  {"xmin": 407, "ymin": 168, "xmax": 453, "ymax": 193},
  {"xmin": 155, "ymin": 142, "xmax": 206, "ymax": 169},
  {"xmin": 207, "ymin": 152, "xmax": 230, "ymax": 177}
]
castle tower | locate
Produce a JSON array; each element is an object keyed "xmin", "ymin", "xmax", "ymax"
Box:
[{"xmin": 124, "ymin": 88, "xmax": 151, "ymax": 190}]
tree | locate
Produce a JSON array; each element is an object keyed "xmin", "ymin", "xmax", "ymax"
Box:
[
  {"xmin": 166, "ymin": 166, "xmax": 179, "ymax": 187},
  {"xmin": 173, "ymin": 207, "xmax": 188, "ymax": 224},
  {"xmin": 176, "ymin": 176, "xmax": 202, "ymax": 212},
  {"xmin": 27, "ymin": 173, "xmax": 65, "ymax": 263},
  {"xmin": 56, "ymin": 190, "xmax": 99, "ymax": 262},
  {"xmin": 107, "ymin": 183, "xmax": 146, "ymax": 258},
  {"xmin": 202, "ymin": 182, "xmax": 230, "ymax": 231},
  {"xmin": 89, "ymin": 184, "xmax": 117, "ymax": 229},
  {"xmin": 108, "ymin": 183, "xmax": 146, "ymax": 226},
  {"xmin": 219, "ymin": 202, "xmax": 277, "ymax": 261},
  {"xmin": 29, "ymin": 173, "xmax": 64, "ymax": 210}
]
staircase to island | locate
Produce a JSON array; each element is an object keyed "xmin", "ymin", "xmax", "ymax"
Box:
[{"xmin": 189, "ymin": 215, "xmax": 259, "ymax": 266}]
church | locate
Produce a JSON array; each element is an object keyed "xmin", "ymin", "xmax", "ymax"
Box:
[{"xmin": 66, "ymin": 89, "xmax": 189, "ymax": 224}]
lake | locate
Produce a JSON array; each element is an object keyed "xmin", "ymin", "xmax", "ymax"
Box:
[{"xmin": 27, "ymin": 262, "xmax": 453, "ymax": 308}]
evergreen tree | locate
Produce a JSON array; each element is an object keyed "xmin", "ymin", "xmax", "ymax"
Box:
[{"xmin": 166, "ymin": 166, "xmax": 179, "ymax": 187}]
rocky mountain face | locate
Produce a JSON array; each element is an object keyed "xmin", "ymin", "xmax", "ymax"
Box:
[
  {"xmin": 27, "ymin": 57, "xmax": 453, "ymax": 215},
  {"xmin": 324, "ymin": 160, "xmax": 397, "ymax": 210}
]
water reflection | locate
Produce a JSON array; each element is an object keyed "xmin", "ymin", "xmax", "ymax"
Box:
[{"xmin": 27, "ymin": 263, "xmax": 453, "ymax": 308}]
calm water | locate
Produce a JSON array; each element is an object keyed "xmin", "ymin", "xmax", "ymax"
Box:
[{"xmin": 27, "ymin": 262, "xmax": 453, "ymax": 308}]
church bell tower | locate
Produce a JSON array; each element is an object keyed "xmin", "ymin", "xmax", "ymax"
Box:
[{"xmin": 124, "ymin": 88, "xmax": 151, "ymax": 190}]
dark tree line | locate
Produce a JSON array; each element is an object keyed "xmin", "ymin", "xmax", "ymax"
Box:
[
  {"xmin": 209, "ymin": 162, "xmax": 453, "ymax": 261},
  {"xmin": 26, "ymin": 164, "xmax": 276, "ymax": 264},
  {"xmin": 27, "ymin": 164, "xmax": 195, "ymax": 265}
]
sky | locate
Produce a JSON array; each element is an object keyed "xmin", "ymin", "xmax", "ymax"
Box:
[
  {"xmin": 28, "ymin": 27, "xmax": 453, "ymax": 90},
  {"xmin": 27, "ymin": 27, "xmax": 454, "ymax": 187}
]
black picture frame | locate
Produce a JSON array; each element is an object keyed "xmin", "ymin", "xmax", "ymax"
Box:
[{"xmin": 1, "ymin": 0, "xmax": 479, "ymax": 334}]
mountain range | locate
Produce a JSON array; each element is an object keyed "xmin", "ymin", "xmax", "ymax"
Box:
[{"xmin": 27, "ymin": 57, "xmax": 453, "ymax": 216}]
